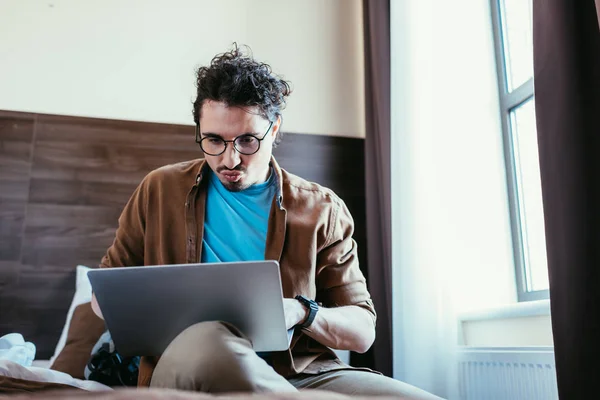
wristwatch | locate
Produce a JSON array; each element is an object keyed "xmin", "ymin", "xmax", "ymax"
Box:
[{"xmin": 295, "ymin": 295, "xmax": 319, "ymax": 329}]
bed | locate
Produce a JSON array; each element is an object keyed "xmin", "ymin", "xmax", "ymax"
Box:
[
  {"xmin": 0, "ymin": 110, "xmax": 367, "ymax": 366},
  {"xmin": 2, "ymin": 387, "xmax": 397, "ymax": 400},
  {"xmin": 0, "ymin": 111, "xmax": 372, "ymax": 398}
]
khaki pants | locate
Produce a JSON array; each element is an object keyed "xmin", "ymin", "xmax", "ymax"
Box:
[{"xmin": 150, "ymin": 322, "xmax": 442, "ymax": 399}]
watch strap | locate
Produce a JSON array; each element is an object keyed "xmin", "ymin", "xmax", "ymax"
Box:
[{"xmin": 295, "ymin": 295, "xmax": 319, "ymax": 329}]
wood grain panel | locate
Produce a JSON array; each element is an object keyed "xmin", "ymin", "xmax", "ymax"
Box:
[
  {"xmin": 0, "ymin": 116, "xmax": 34, "ymax": 180},
  {"xmin": 0, "ymin": 261, "xmax": 20, "ymax": 288},
  {"xmin": 0, "ymin": 180, "xmax": 30, "ymax": 203},
  {"xmin": 0, "ymin": 110, "xmax": 367, "ymax": 362},
  {"xmin": 35, "ymin": 116, "xmax": 193, "ymax": 150},
  {"xmin": 28, "ymin": 179, "xmax": 137, "ymax": 207},
  {"xmin": 0, "ymin": 141, "xmax": 32, "ymax": 181},
  {"xmin": 32, "ymin": 141, "xmax": 200, "ymax": 185},
  {"xmin": 0, "ymin": 114, "xmax": 34, "ymax": 265},
  {"xmin": 26, "ymin": 204, "xmax": 122, "ymax": 228},
  {"xmin": 21, "ymin": 226, "xmax": 116, "ymax": 267},
  {"xmin": 0, "ymin": 202, "xmax": 26, "ymax": 234},
  {"xmin": 0, "ymin": 235, "xmax": 22, "ymax": 261}
]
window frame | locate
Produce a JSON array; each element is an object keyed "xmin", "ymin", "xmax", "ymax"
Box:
[{"xmin": 490, "ymin": 0, "xmax": 549, "ymax": 302}]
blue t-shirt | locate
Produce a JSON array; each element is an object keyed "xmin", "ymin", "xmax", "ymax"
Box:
[{"xmin": 201, "ymin": 169, "xmax": 277, "ymax": 263}]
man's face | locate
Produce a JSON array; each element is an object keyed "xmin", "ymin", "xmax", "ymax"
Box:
[{"xmin": 199, "ymin": 100, "xmax": 279, "ymax": 191}]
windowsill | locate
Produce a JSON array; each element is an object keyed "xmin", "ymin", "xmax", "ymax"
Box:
[
  {"xmin": 458, "ymin": 299, "xmax": 553, "ymax": 347},
  {"xmin": 459, "ymin": 299, "xmax": 550, "ymax": 322}
]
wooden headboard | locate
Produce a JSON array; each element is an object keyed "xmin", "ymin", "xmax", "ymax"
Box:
[{"xmin": 0, "ymin": 110, "xmax": 366, "ymax": 360}]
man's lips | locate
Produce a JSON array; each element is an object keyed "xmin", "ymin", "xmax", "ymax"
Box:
[{"xmin": 220, "ymin": 171, "xmax": 242, "ymax": 182}]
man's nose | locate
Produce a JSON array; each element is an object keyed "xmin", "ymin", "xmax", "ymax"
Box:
[{"xmin": 222, "ymin": 143, "xmax": 241, "ymax": 169}]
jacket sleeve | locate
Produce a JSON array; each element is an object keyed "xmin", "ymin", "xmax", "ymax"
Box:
[
  {"xmin": 315, "ymin": 197, "xmax": 377, "ymax": 324},
  {"xmin": 99, "ymin": 178, "xmax": 147, "ymax": 269}
]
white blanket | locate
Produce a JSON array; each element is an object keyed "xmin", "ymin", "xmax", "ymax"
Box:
[{"xmin": 0, "ymin": 333, "xmax": 36, "ymax": 366}]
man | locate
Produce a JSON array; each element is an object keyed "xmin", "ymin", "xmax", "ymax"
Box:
[{"xmin": 91, "ymin": 46, "xmax": 440, "ymax": 399}]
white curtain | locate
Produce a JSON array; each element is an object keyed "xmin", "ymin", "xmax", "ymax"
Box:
[{"xmin": 390, "ymin": 1, "xmax": 517, "ymax": 398}]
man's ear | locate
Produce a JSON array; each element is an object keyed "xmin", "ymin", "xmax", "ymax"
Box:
[{"xmin": 271, "ymin": 115, "xmax": 282, "ymax": 139}]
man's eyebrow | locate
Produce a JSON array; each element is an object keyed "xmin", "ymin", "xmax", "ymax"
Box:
[
  {"xmin": 201, "ymin": 131, "xmax": 260, "ymax": 137},
  {"xmin": 201, "ymin": 132, "xmax": 224, "ymax": 138}
]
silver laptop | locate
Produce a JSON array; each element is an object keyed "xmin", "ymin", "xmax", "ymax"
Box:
[{"xmin": 87, "ymin": 260, "xmax": 293, "ymax": 357}]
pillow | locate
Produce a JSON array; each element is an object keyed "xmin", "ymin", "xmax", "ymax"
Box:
[
  {"xmin": 50, "ymin": 302, "xmax": 106, "ymax": 379},
  {"xmin": 49, "ymin": 265, "xmax": 93, "ymax": 365}
]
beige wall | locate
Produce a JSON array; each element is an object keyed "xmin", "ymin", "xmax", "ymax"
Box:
[{"xmin": 0, "ymin": 0, "xmax": 365, "ymax": 137}]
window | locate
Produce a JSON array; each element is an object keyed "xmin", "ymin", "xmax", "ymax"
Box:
[{"xmin": 491, "ymin": 0, "xmax": 549, "ymax": 301}]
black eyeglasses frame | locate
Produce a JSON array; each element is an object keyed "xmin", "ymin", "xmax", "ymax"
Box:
[{"xmin": 195, "ymin": 121, "xmax": 274, "ymax": 156}]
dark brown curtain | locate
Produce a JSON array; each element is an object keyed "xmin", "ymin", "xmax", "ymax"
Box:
[
  {"xmin": 533, "ymin": 1, "xmax": 600, "ymax": 398},
  {"xmin": 362, "ymin": 0, "xmax": 392, "ymax": 377}
]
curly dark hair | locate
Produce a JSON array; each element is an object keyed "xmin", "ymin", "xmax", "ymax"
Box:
[{"xmin": 192, "ymin": 44, "xmax": 291, "ymax": 144}]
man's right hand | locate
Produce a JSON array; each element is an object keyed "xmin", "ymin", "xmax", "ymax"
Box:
[
  {"xmin": 91, "ymin": 293, "xmax": 105, "ymax": 320},
  {"xmin": 282, "ymin": 298, "xmax": 308, "ymax": 330}
]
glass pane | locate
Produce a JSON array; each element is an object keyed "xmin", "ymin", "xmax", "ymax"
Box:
[
  {"xmin": 510, "ymin": 98, "xmax": 549, "ymax": 291},
  {"xmin": 500, "ymin": 0, "xmax": 533, "ymax": 91}
]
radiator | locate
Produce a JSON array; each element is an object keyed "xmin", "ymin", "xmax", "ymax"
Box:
[{"xmin": 458, "ymin": 347, "xmax": 558, "ymax": 400}]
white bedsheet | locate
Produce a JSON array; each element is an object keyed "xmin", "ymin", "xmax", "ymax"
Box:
[
  {"xmin": 0, "ymin": 359, "xmax": 112, "ymax": 391},
  {"xmin": 31, "ymin": 359, "xmax": 52, "ymax": 369}
]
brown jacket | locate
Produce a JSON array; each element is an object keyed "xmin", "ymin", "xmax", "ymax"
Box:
[{"xmin": 100, "ymin": 156, "xmax": 376, "ymax": 386}]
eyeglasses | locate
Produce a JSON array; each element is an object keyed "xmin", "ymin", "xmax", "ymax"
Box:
[{"xmin": 195, "ymin": 121, "xmax": 274, "ymax": 156}]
